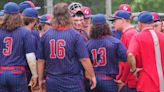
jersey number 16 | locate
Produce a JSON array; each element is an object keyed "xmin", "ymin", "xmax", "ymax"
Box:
[{"xmin": 49, "ymin": 39, "xmax": 66, "ymax": 59}]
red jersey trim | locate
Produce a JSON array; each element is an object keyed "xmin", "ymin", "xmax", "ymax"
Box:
[
  {"xmin": 52, "ymin": 26, "xmax": 71, "ymax": 30},
  {"xmin": 0, "ymin": 66, "xmax": 25, "ymax": 70}
]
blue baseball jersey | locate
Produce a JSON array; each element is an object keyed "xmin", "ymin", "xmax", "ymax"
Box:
[
  {"xmin": 25, "ymin": 30, "xmax": 40, "ymax": 84},
  {"xmin": 38, "ymin": 28, "xmax": 89, "ymax": 78},
  {"xmin": 31, "ymin": 30, "xmax": 40, "ymax": 41},
  {"xmin": 78, "ymin": 29, "xmax": 89, "ymax": 42},
  {"xmin": 0, "ymin": 27, "xmax": 36, "ymax": 66},
  {"xmin": 86, "ymin": 35, "xmax": 127, "ymax": 76},
  {"xmin": 112, "ymin": 28, "xmax": 122, "ymax": 39},
  {"xmin": 31, "ymin": 30, "xmax": 40, "ymax": 58}
]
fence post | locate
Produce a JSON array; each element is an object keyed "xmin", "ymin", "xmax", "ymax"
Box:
[
  {"xmin": 106, "ymin": 0, "xmax": 112, "ymax": 17},
  {"xmin": 46, "ymin": 0, "xmax": 53, "ymax": 15}
]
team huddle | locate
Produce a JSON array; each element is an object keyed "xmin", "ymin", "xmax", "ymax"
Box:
[{"xmin": 0, "ymin": 1, "xmax": 164, "ymax": 92}]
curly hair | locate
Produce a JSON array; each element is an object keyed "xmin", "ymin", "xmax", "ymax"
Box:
[
  {"xmin": 1, "ymin": 13, "xmax": 23, "ymax": 32},
  {"xmin": 90, "ymin": 23, "xmax": 112, "ymax": 39}
]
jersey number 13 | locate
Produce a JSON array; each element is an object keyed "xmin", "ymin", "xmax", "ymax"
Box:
[{"xmin": 91, "ymin": 48, "xmax": 107, "ymax": 67}]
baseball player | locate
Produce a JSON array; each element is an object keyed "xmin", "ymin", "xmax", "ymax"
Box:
[
  {"xmin": 109, "ymin": 10, "xmax": 137, "ymax": 92},
  {"xmin": 0, "ymin": 2, "xmax": 37, "ymax": 92},
  {"xmin": 109, "ymin": 4, "xmax": 132, "ymax": 40},
  {"xmin": 68, "ymin": 2, "xmax": 89, "ymax": 42},
  {"xmin": 81, "ymin": 6, "xmax": 92, "ymax": 36},
  {"xmin": 38, "ymin": 14, "xmax": 52, "ymax": 37},
  {"xmin": 22, "ymin": 7, "xmax": 40, "ymax": 49},
  {"xmin": 19, "ymin": 0, "xmax": 41, "ymax": 42},
  {"xmin": 37, "ymin": 3, "xmax": 96, "ymax": 92},
  {"xmin": 22, "ymin": 7, "xmax": 40, "ymax": 92},
  {"xmin": 19, "ymin": 1, "xmax": 40, "ymax": 13},
  {"xmin": 151, "ymin": 12, "xmax": 163, "ymax": 33},
  {"xmin": 19, "ymin": 1, "xmax": 41, "ymax": 42},
  {"xmin": 128, "ymin": 11, "xmax": 164, "ymax": 92},
  {"xmin": 87, "ymin": 14, "xmax": 127, "ymax": 92}
]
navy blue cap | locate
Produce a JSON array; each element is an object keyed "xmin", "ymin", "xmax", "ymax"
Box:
[
  {"xmin": 138, "ymin": 12, "xmax": 153, "ymax": 24},
  {"xmin": 22, "ymin": 8, "xmax": 38, "ymax": 18},
  {"xmin": 4, "ymin": 2, "xmax": 20, "ymax": 14},
  {"xmin": 108, "ymin": 10, "xmax": 130, "ymax": 21},
  {"xmin": 92, "ymin": 14, "xmax": 107, "ymax": 25},
  {"xmin": 0, "ymin": 10, "xmax": 4, "ymax": 16},
  {"xmin": 19, "ymin": 1, "xmax": 40, "ymax": 13}
]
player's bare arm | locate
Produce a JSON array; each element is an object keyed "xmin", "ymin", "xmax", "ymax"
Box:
[
  {"xmin": 80, "ymin": 58, "xmax": 96, "ymax": 89},
  {"xmin": 37, "ymin": 59, "xmax": 45, "ymax": 92},
  {"xmin": 128, "ymin": 52, "xmax": 142, "ymax": 79}
]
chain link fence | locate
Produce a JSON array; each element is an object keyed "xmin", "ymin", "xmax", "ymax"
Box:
[
  {"xmin": 0, "ymin": 0, "xmax": 164, "ymax": 17},
  {"xmin": 0, "ymin": 0, "xmax": 106, "ymax": 15},
  {"xmin": 0, "ymin": 0, "xmax": 45, "ymax": 15}
]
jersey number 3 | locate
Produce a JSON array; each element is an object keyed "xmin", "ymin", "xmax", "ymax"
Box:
[
  {"xmin": 3, "ymin": 37, "xmax": 13, "ymax": 56},
  {"xmin": 49, "ymin": 39, "xmax": 66, "ymax": 59},
  {"xmin": 91, "ymin": 48, "xmax": 107, "ymax": 67}
]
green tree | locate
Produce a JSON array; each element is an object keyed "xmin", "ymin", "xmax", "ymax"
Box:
[
  {"xmin": 131, "ymin": 0, "xmax": 164, "ymax": 13},
  {"xmin": 0, "ymin": 0, "xmax": 163, "ymax": 15}
]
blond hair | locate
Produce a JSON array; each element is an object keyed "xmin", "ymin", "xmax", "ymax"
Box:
[{"xmin": 1, "ymin": 13, "xmax": 23, "ymax": 32}]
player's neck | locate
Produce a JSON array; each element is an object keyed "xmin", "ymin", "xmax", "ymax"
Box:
[
  {"xmin": 25, "ymin": 25, "xmax": 33, "ymax": 31},
  {"xmin": 122, "ymin": 23, "xmax": 132, "ymax": 31}
]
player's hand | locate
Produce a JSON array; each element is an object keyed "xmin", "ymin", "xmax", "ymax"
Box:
[
  {"xmin": 90, "ymin": 76, "xmax": 96, "ymax": 90},
  {"xmin": 114, "ymin": 80, "xmax": 124, "ymax": 91},
  {"xmin": 29, "ymin": 76, "xmax": 38, "ymax": 88},
  {"xmin": 85, "ymin": 71, "xmax": 91, "ymax": 80},
  {"xmin": 132, "ymin": 68, "xmax": 143, "ymax": 79},
  {"xmin": 38, "ymin": 79, "xmax": 46, "ymax": 92}
]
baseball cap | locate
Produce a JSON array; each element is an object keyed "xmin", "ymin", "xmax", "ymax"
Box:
[
  {"xmin": 137, "ymin": 11, "xmax": 153, "ymax": 24},
  {"xmin": 82, "ymin": 6, "xmax": 91, "ymax": 18},
  {"xmin": 4, "ymin": 2, "xmax": 20, "ymax": 14},
  {"xmin": 119, "ymin": 4, "xmax": 131, "ymax": 13},
  {"xmin": 108, "ymin": 10, "xmax": 131, "ymax": 21},
  {"xmin": 22, "ymin": 8, "xmax": 38, "ymax": 18},
  {"xmin": 0, "ymin": 10, "xmax": 4, "ymax": 16},
  {"xmin": 133, "ymin": 11, "xmax": 147, "ymax": 22},
  {"xmin": 19, "ymin": 1, "xmax": 41, "ymax": 13},
  {"xmin": 151, "ymin": 12, "xmax": 160, "ymax": 22},
  {"xmin": 68, "ymin": 2, "xmax": 83, "ymax": 16},
  {"xmin": 92, "ymin": 14, "xmax": 107, "ymax": 25},
  {"xmin": 39, "ymin": 14, "xmax": 52, "ymax": 24}
]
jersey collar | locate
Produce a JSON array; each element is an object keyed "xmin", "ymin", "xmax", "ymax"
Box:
[{"xmin": 52, "ymin": 26, "xmax": 71, "ymax": 30}]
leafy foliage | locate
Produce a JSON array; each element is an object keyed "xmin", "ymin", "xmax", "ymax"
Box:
[{"xmin": 0, "ymin": 0, "xmax": 163, "ymax": 15}]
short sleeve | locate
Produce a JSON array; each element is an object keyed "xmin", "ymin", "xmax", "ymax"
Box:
[
  {"xmin": 75, "ymin": 34, "xmax": 89, "ymax": 59},
  {"xmin": 37, "ymin": 36, "xmax": 45, "ymax": 60},
  {"xmin": 128, "ymin": 35, "xmax": 140, "ymax": 57},
  {"xmin": 24, "ymin": 31, "xmax": 36, "ymax": 54}
]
